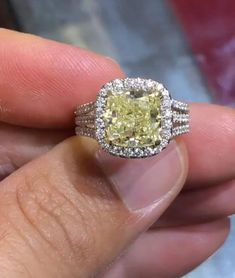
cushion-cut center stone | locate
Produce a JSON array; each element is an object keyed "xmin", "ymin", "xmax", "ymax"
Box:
[{"xmin": 102, "ymin": 90, "xmax": 162, "ymax": 147}]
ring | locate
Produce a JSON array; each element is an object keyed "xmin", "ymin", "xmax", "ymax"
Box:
[{"xmin": 75, "ymin": 78, "xmax": 189, "ymax": 158}]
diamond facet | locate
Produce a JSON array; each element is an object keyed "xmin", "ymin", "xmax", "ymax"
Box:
[
  {"xmin": 102, "ymin": 89, "xmax": 162, "ymax": 148},
  {"xmin": 95, "ymin": 78, "xmax": 173, "ymax": 158}
]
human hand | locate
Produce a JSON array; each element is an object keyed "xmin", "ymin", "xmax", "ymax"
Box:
[{"xmin": 0, "ymin": 29, "xmax": 233, "ymax": 277}]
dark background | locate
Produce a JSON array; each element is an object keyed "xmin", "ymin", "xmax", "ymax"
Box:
[{"xmin": 0, "ymin": 0, "xmax": 20, "ymax": 30}]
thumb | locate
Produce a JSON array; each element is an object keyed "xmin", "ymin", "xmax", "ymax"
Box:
[{"xmin": 0, "ymin": 137, "xmax": 187, "ymax": 277}]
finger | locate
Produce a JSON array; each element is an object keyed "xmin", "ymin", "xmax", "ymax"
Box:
[
  {"xmin": 0, "ymin": 122, "xmax": 71, "ymax": 180},
  {"xmin": 0, "ymin": 30, "xmax": 234, "ymax": 187},
  {"xmin": 102, "ymin": 219, "xmax": 230, "ymax": 278},
  {"xmin": 157, "ymin": 180, "xmax": 235, "ymax": 227},
  {"xmin": 0, "ymin": 138, "xmax": 187, "ymax": 277},
  {"xmin": 2, "ymin": 103, "xmax": 235, "ymax": 189},
  {"xmin": 0, "ymin": 28, "xmax": 124, "ymax": 128},
  {"xmin": 1, "ymin": 30, "xmax": 234, "ymax": 188},
  {"xmin": 186, "ymin": 103, "xmax": 235, "ymax": 187},
  {"xmin": 3, "ymin": 123, "xmax": 235, "ymax": 227}
]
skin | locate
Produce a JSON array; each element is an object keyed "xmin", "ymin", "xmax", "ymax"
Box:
[{"xmin": 0, "ymin": 28, "xmax": 234, "ymax": 277}]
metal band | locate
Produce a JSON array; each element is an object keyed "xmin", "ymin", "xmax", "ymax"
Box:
[
  {"xmin": 75, "ymin": 99, "xmax": 189, "ymax": 139},
  {"xmin": 171, "ymin": 100, "xmax": 190, "ymax": 138},
  {"xmin": 75, "ymin": 102, "xmax": 96, "ymax": 138}
]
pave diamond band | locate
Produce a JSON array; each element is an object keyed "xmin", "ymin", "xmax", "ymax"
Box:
[
  {"xmin": 75, "ymin": 78, "xmax": 189, "ymax": 158},
  {"xmin": 75, "ymin": 102, "xmax": 96, "ymax": 138}
]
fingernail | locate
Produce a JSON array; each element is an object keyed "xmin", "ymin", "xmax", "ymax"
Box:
[{"xmin": 96, "ymin": 141, "xmax": 185, "ymax": 211}]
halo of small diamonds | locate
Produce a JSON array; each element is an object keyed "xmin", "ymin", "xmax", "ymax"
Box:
[{"xmin": 95, "ymin": 78, "xmax": 173, "ymax": 158}]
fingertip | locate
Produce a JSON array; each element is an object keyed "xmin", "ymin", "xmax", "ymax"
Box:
[{"xmin": 0, "ymin": 29, "xmax": 124, "ymax": 128}]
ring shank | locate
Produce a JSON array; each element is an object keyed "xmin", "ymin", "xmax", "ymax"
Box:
[
  {"xmin": 171, "ymin": 100, "xmax": 190, "ymax": 137},
  {"xmin": 75, "ymin": 99, "xmax": 189, "ymax": 139},
  {"xmin": 75, "ymin": 102, "xmax": 96, "ymax": 138}
]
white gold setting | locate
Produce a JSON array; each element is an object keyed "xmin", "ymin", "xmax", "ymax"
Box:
[{"xmin": 75, "ymin": 78, "xmax": 189, "ymax": 158}]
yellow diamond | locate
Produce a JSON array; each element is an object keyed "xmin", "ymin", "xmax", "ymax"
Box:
[{"xmin": 102, "ymin": 90, "xmax": 162, "ymax": 147}]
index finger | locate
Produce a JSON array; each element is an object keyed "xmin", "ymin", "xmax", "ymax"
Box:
[{"xmin": 0, "ymin": 29, "xmax": 124, "ymax": 128}]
